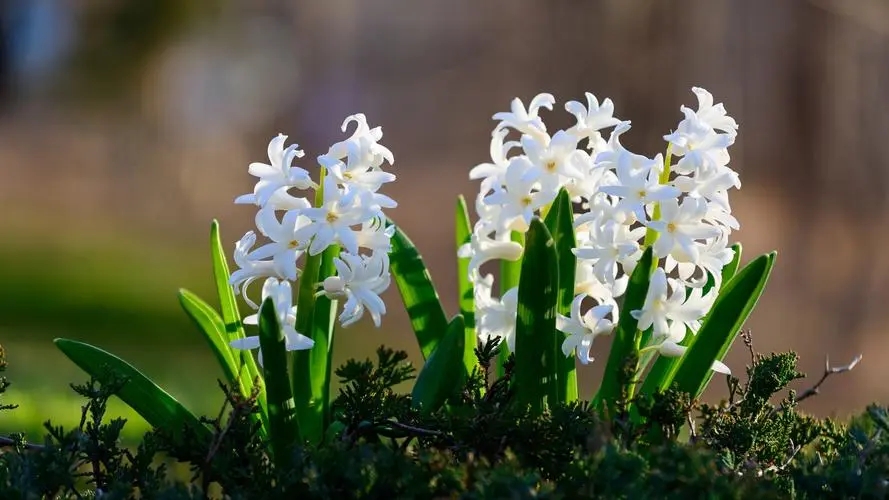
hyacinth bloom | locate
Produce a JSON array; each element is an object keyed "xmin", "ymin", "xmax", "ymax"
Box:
[
  {"xmin": 473, "ymin": 274, "xmax": 519, "ymax": 352},
  {"xmin": 556, "ymin": 293, "xmax": 617, "ymax": 364},
  {"xmin": 320, "ymin": 251, "xmax": 391, "ymax": 328},
  {"xmin": 230, "ymin": 278, "xmax": 314, "ymax": 366},
  {"xmin": 229, "ymin": 114, "xmax": 398, "ymax": 361},
  {"xmin": 463, "ymin": 87, "xmax": 740, "ymax": 374}
]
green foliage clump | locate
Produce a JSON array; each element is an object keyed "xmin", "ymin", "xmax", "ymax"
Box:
[{"xmin": 0, "ymin": 339, "xmax": 887, "ymax": 499}]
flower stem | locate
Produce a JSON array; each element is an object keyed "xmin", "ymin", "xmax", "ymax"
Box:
[
  {"xmin": 642, "ymin": 144, "xmax": 673, "ymax": 249},
  {"xmin": 292, "ymin": 167, "xmax": 331, "ymax": 445}
]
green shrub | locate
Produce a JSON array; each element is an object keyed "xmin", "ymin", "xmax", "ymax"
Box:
[{"xmin": 1, "ymin": 339, "xmax": 886, "ymax": 499}]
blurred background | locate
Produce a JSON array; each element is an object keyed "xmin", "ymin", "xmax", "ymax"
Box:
[{"xmin": 1, "ymin": 0, "xmax": 888, "ymax": 439}]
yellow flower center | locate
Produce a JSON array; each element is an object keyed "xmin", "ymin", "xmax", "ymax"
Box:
[
  {"xmin": 666, "ymin": 222, "xmax": 677, "ymax": 233},
  {"xmin": 545, "ymin": 160, "xmax": 557, "ymax": 172},
  {"xmin": 326, "ymin": 212, "xmax": 339, "ymax": 223},
  {"xmin": 288, "ymin": 240, "xmax": 300, "ymax": 249},
  {"xmin": 521, "ymin": 195, "xmax": 533, "ymax": 207}
]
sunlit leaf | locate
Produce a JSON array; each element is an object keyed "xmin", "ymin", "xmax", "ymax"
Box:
[
  {"xmin": 258, "ymin": 298, "xmax": 299, "ymax": 467},
  {"xmin": 514, "ymin": 219, "xmax": 560, "ymax": 413},
  {"xmin": 594, "ymin": 247, "xmax": 654, "ymax": 409},
  {"xmin": 670, "ymin": 252, "xmax": 776, "ymax": 397},
  {"xmin": 54, "ymin": 339, "xmax": 211, "ymax": 445},
  {"xmin": 455, "ymin": 195, "xmax": 478, "ymax": 377},
  {"xmin": 543, "ymin": 188, "xmax": 578, "ymax": 403},
  {"xmin": 389, "ymin": 220, "xmax": 449, "ymax": 360}
]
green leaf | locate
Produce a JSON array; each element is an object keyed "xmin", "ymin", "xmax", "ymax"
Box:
[
  {"xmin": 209, "ymin": 221, "xmax": 267, "ymax": 429},
  {"xmin": 179, "ymin": 289, "xmax": 272, "ymax": 442},
  {"xmin": 389, "ymin": 220, "xmax": 449, "ymax": 360},
  {"xmin": 543, "ymin": 188, "xmax": 578, "ymax": 404},
  {"xmin": 210, "ymin": 220, "xmax": 246, "ymax": 339},
  {"xmin": 258, "ymin": 298, "xmax": 300, "ymax": 466},
  {"xmin": 514, "ymin": 219, "xmax": 560, "ymax": 413},
  {"xmin": 292, "ymin": 244, "xmax": 339, "ymax": 444},
  {"xmin": 411, "ymin": 315, "xmax": 468, "ymax": 414},
  {"xmin": 497, "ymin": 230, "xmax": 525, "ymax": 377},
  {"xmin": 594, "ymin": 246, "xmax": 654, "ymax": 409},
  {"xmin": 720, "ymin": 243, "xmax": 743, "ymax": 290},
  {"xmin": 54, "ymin": 339, "xmax": 211, "ymax": 445},
  {"xmin": 639, "ymin": 242, "xmax": 744, "ymax": 397},
  {"xmin": 670, "ymin": 252, "xmax": 776, "ymax": 397},
  {"xmin": 178, "ymin": 289, "xmax": 239, "ymax": 383},
  {"xmin": 455, "ymin": 195, "xmax": 478, "ymax": 377}
]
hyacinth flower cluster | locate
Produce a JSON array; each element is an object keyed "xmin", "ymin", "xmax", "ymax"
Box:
[
  {"xmin": 50, "ymin": 89, "xmax": 774, "ymax": 460},
  {"xmin": 228, "ymin": 115, "xmax": 397, "ymax": 364},
  {"xmin": 463, "ymin": 88, "xmax": 742, "ymax": 374}
]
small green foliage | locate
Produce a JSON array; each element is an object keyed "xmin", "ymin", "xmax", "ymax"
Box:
[
  {"xmin": 1, "ymin": 342, "xmax": 887, "ymax": 498},
  {"xmin": 331, "ymin": 346, "xmax": 415, "ymax": 439}
]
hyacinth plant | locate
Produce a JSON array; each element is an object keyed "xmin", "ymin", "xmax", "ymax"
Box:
[{"xmin": 51, "ymin": 88, "xmax": 774, "ymax": 466}]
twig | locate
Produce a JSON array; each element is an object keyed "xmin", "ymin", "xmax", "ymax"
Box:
[
  {"xmin": 761, "ymin": 441, "xmax": 802, "ymax": 476},
  {"xmin": 741, "ymin": 330, "xmax": 756, "ymax": 364},
  {"xmin": 796, "ymin": 354, "xmax": 863, "ymax": 404},
  {"xmin": 0, "ymin": 435, "xmax": 45, "ymax": 451},
  {"xmin": 686, "ymin": 412, "xmax": 698, "ymax": 442},
  {"xmin": 384, "ymin": 420, "xmax": 445, "ymax": 437}
]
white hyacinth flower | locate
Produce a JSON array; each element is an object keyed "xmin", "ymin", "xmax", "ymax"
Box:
[
  {"xmin": 556, "ymin": 293, "xmax": 617, "ymax": 364},
  {"xmin": 296, "ymin": 176, "xmax": 376, "ymax": 256},
  {"xmin": 469, "ymin": 128, "xmax": 522, "ymax": 194},
  {"xmin": 482, "ymin": 157, "xmax": 548, "ymax": 234},
  {"xmin": 235, "ymin": 134, "xmax": 317, "ymax": 207},
  {"xmin": 320, "ymin": 251, "xmax": 391, "ymax": 328},
  {"xmin": 493, "ymin": 93, "xmax": 555, "ymax": 140},
  {"xmin": 641, "ymin": 340, "xmax": 731, "ymax": 375},
  {"xmin": 564, "ymin": 92, "xmax": 623, "ymax": 150},
  {"xmin": 632, "ymin": 269, "xmax": 715, "ymax": 342},
  {"xmin": 247, "ymin": 207, "xmax": 312, "ymax": 281},
  {"xmin": 231, "ymin": 113, "xmax": 397, "ymax": 329},
  {"xmin": 646, "ymin": 197, "xmax": 723, "ymax": 263},
  {"xmin": 229, "ymin": 231, "xmax": 281, "ymax": 307},
  {"xmin": 459, "ymin": 221, "xmax": 523, "ymax": 281},
  {"xmin": 231, "ymin": 278, "xmax": 314, "ymax": 366},
  {"xmin": 598, "ymin": 150, "xmax": 679, "ymax": 222},
  {"xmin": 520, "ymin": 130, "xmax": 588, "ymax": 197},
  {"xmin": 473, "ymin": 274, "xmax": 519, "ymax": 352}
]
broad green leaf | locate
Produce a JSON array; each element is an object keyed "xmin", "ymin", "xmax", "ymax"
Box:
[
  {"xmin": 178, "ymin": 289, "xmax": 238, "ymax": 383},
  {"xmin": 543, "ymin": 188, "xmax": 578, "ymax": 404},
  {"xmin": 639, "ymin": 242, "xmax": 744, "ymax": 397},
  {"xmin": 209, "ymin": 221, "xmax": 267, "ymax": 430},
  {"xmin": 389, "ymin": 220, "xmax": 449, "ymax": 360},
  {"xmin": 514, "ymin": 219, "xmax": 560, "ymax": 413},
  {"xmin": 594, "ymin": 247, "xmax": 654, "ymax": 409},
  {"xmin": 497, "ymin": 230, "xmax": 525, "ymax": 377},
  {"xmin": 54, "ymin": 339, "xmax": 211, "ymax": 445},
  {"xmin": 455, "ymin": 195, "xmax": 478, "ymax": 376},
  {"xmin": 258, "ymin": 298, "xmax": 299, "ymax": 466},
  {"xmin": 412, "ymin": 315, "xmax": 468, "ymax": 414},
  {"xmin": 670, "ymin": 252, "xmax": 776, "ymax": 397},
  {"xmin": 292, "ymin": 244, "xmax": 339, "ymax": 444},
  {"xmin": 210, "ymin": 220, "xmax": 246, "ymax": 339}
]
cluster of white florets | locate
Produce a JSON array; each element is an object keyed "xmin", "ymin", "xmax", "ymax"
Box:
[
  {"xmin": 463, "ymin": 88, "xmax": 739, "ymax": 370},
  {"xmin": 228, "ymin": 115, "xmax": 396, "ymax": 363}
]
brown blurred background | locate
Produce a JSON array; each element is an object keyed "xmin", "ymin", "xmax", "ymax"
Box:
[{"xmin": 1, "ymin": 0, "xmax": 887, "ymax": 435}]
